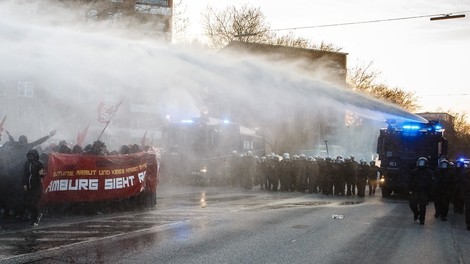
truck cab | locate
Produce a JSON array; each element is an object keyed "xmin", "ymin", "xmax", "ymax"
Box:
[{"xmin": 377, "ymin": 120, "xmax": 447, "ymax": 197}]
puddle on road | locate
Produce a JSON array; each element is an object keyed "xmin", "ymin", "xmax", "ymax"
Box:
[
  {"xmin": 263, "ymin": 201, "xmax": 331, "ymax": 209},
  {"xmin": 338, "ymin": 201, "xmax": 364, "ymax": 205}
]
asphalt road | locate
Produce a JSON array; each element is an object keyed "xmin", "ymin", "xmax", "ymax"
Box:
[{"xmin": 1, "ymin": 184, "xmax": 469, "ymax": 264}]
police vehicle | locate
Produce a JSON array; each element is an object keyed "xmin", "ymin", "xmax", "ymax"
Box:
[
  {"xmin": 376, "ymin": 119, "xmax": 448, "ymax": 197},
  {"xmin": 161, "ymin": 116, "xmax": 265, "ymax": 185}
]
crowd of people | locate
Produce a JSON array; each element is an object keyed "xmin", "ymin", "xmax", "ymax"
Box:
[
  {"xmin": 162, "ymin": 151, "xmax": 470, "ymax": 230},
  {"xmin": 0, "ymin": 129, "xmax": 153, "ymax": 227},
  {"xmin": 162, "ymin": 151, "xmax": 381, "ymax": 197},
  {"xmin": 230, "ymin": 152, "xmax": 380, "ymax": 197},
  {"xmin": 408, "ymin": 156, "xmax": 470, "ymax": 229},
  {"xmin": 2, "ymin": 129, "xmax": 470, "ymax": 231}
]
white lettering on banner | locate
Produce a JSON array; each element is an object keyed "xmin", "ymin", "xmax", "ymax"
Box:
[
  {"xmin": 138, "ymin": 171, "xmax": 146, "ymax": 183},
  {"xmin": 45, "ymin": 179, "xmax": 99, "ymax": 192},
  {"xmin": 104, "ymin": 176, "xmax": 135, "ymax": 190}
]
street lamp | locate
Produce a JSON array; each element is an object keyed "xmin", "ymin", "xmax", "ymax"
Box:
[{"xmin": 430, "ymin": 14, "xmax": 465, "ymax": 21}]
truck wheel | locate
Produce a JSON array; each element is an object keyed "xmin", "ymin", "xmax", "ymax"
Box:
[{"xmin": 382, "ymin": 187, "xmax": 391, "ymax": 198}]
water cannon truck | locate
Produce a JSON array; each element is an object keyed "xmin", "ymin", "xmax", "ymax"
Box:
[{"xmin": 376, "ymin": 119, "xmax": 448, "ymax": 197}]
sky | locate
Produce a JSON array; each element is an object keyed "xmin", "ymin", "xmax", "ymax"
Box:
[
  {"xmin": 181, "ymin": 0, "xmax": 470, "ymax": 120},
  {"xmin": 0, "ymin": 0, "xmax": 428, "ymax": 154}
]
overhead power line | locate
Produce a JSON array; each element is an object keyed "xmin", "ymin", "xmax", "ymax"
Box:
[
  {"xmin": 177, "ymin": 10, "xmax": 469, "ymax": 37},
  {"xmin": 267, "ymin": 11, "xmax": 469, "ymax": 33},
  {"xmin": 419, "ymin": 93, "xmax": 470, "ymax": 97}
]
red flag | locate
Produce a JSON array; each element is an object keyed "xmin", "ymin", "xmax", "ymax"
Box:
[
  {"xmin": 76, "ymin": 122, "xmax": 90, "ymax": 147},
  {"xmin": 98, "ymin": 101, "xmax": 122, "ymax": 123}
]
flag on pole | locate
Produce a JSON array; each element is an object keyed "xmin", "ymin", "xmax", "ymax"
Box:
[
  {"xmin": 97, "ymin": 101, "xmax": 122, "ymax": 123},
  {"xmin": 97, "ymin": 100, "xmax": 122, "ymax": 141},
  {"xmin": 76, "ymin": 122, "xmax": 90, "ymax": 147},
  {"xmin": 0, "ymin": 115, "xmax": 6, "ymax": 132},
  {"xmin": 141, "ymin": 130, "xmax": 148, "ymax": 146}
]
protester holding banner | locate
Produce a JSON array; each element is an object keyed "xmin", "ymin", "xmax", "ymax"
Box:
[
  {"xmin": 84, "ymin": 140, "xmax": 108, "ymax": 156},
  {"xmin": 1, "ymin": 129, "xmax": 56, "ymax": 220}
]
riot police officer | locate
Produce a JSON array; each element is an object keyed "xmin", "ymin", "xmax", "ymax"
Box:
[
  {"xmin": 368, "ymin": 161, "xmax": 379, "ymax": 195},
  {"xmin": 453, "ymin": 159, "xmax": 466, "ymax": 214},
  {"xmin": 462, "ymin": 166, "xmax": 470, "ymax": 230},
  {"xmin": 322, "ymin": 157, "xmax": 334, "ymax": 195},
  {"xmin": 266, "ymin": 154, "xmax": 278, "ymax": 191},
  {"xmin": 306, "ymin": 156, "xmax": 319, "ymax": 193},
  {"xmin": 280, "ymin": 154, "xmax": 293, "ymax": 192},
  {"xmin": 333, "ymin": 156, "xmax": 345, "ymax": 196},
  {"xmin": 344, "ymin": 156, "xmax": 356, "ymax": 196},
  {"xmin": 257, "ymin": 156, "xmax": 268, "ymax": 190},
  {"xmin": 433, "ymin": 159, "xmax": 454, "ymax": 221},
  {"xmin": 409, "ymin": 157, "xmax": 434, "ymax": 225},
  {"xmin": 356, "ymin": 160, "xmax": 369, "ymax": 197},
  {"xmin": 296, "ymin": 154, "xmax": 308, "ymax": 192}
]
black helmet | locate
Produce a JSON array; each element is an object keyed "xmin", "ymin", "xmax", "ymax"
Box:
[
  {"xmin": 19, "ymin": 135, "xmax": 28, "ymax": 144},
  {"xmin": 456, "ymin": 159, "xmax": 465, "ymax": 168},
  {"xmin": 439, "ymin": 159, "xmax": 449, "ymax": 169},
  {"xmin": 449, "ymin": 161, "xmax": 455, "ymax": 168},
  {"xmin": 416, "ymin": 157, "xmax": 428, "ymax": 168}
]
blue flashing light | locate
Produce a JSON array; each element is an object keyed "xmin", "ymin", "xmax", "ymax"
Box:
[
  {"xmin": 223, "ymin": 119, "xmax": 230, "ymax": 124},
  {"xmin": 434, "ymin": 125, "xmax": 443, "ymax": 130},
  {"xmin": 402, "ymin": 125, "xmax": 421, "ymax": 130},
  {"xmin": 180, "ymin": 119, "xmax": 194, "ymax": 124}
]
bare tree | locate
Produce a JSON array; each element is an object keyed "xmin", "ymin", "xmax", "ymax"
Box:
[
  {"xmin": 202, "ymin": 4, "xmax": 341, "ymax": 52},
  {"xmin": 172, "ymin": 0, "xmax": 189, "ymax": 43},
  {"xmin": 442, "ymin": 110, "xmax": 470, "ymax": 157},
  {"xmin": 202, "ymin": 5, "xmax": 272, "ymax": 49},
  {"xmin": 347, "ymin": 62, "xmax": 419, "ymax": 111}
]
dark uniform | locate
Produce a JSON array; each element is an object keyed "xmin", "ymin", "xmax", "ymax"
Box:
[
  {"xmin": 22, "ymin": 149, "xmax": 45, "ymax": 226},
  {"xmin": 368, "ymin": 161, "xmax": 379, "ymax": 195},
  {"xmin": 333, "ymin": 157, "xmax": 345, "ymax": 196},
  {"xmin": 409, "ymin": 157, "xmax": 434, "ymax": 225},
  {"xmin": 280, "ymin": 156, "xmax": 293, "ymax": 192},
  {"xmin": 296, "ymin": 155, "xmax": 308, "ymax": 192},
  {"xmin": 433, "ymin": 160, "xmax": 454, "ymax": 221},
  {"xmin": 356, "ymin": 160, "xmax": 369, "ymax": 197},
  {"xmin": 306, "ymin": 157, "xmax": 319, "ymax": 193},
  {"xmin": 344, "ymin": 157, "xmax": 356, "ymax": 196},
  {"xmin": 453, "ymin": 160, "xmax": 466, "ymax": 214},
  {"xmin": 462, "ymin": 168, "xmax": 470, "ymax": 230},
  {"xmin": 323, "ymin": 158, "xmax": 334, "ymax": 195},
  {"xmin": 266, "ymin": 155, "xmax": 278, "ymax": 191}
]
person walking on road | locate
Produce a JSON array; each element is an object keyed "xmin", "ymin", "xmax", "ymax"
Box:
[
  {"xmin": 409, "ymin": 157, "xmax": 434, "ymax": 225},
  {"xmin": 22, "ymin": 149, "xmax": 45, "ymax": 226},
  {"xmin": 461, "ymin": 166, "xmax": 470, "ymax": 230}
]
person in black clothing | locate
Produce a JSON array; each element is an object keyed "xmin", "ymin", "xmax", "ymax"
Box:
[
  {"xmin": 461, "ymin": 167, "xmax": 470, "ymax": 230},
  {"xmin": 22, "ymin": 149, "xmax": 45, "ymax": 226},
  {"xmin": 3, "ymin": 129, "xmax": 55, "ymax": 219},
  {"xmin": 433, "ymin": 159, "xmax": 455, "ymax": 221},
  {"xmin": 368, "ymin": 161, "xmax": 379, "ymax": 195},
  {"xmin": 453, "ymin": 160, "xmax": 466, "ymax": 214},
  {"xmin": 409, "ymin": 157, "xmax": 434, "ymax": 225}
]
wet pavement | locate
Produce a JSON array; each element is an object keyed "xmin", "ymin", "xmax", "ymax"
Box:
[{"xmin": 0, "ymin": 185, "xmax": 378, "ymax": 262}]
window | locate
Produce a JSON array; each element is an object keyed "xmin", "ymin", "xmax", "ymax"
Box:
[{"xmin": 17, "ymin": 81, "xmax": 34, "ymax": 97}]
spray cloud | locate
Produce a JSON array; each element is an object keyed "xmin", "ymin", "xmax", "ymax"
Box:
[{"xmin": 0, "ymin": 1, "xmax": 425, "ymax": 155}]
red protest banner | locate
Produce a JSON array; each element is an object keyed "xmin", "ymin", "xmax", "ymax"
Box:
[{"xmin": 42, "ymin": 152, "xmax": 159, "ymax": 203}]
